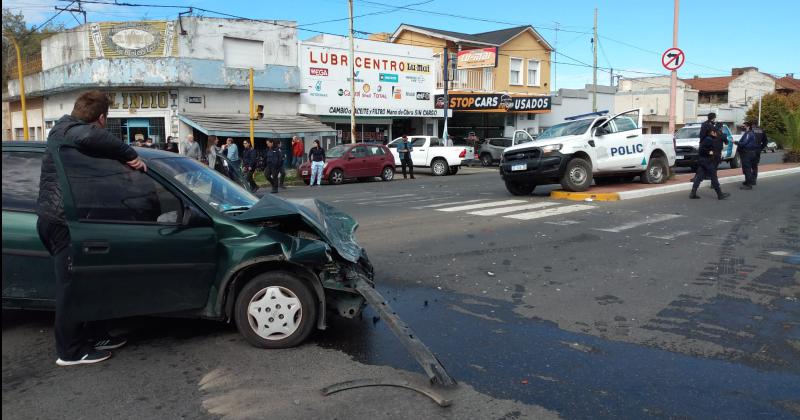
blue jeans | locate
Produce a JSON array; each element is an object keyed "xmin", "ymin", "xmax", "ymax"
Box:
[{"xmin": 311, "ymin": 161, "xmax": 324, "ymax": 185}]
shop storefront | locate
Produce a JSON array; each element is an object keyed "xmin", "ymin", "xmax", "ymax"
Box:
[
  {"xmin": 435, "ymin": 92, "xmax": 552, "ymax": 139},
  {"xmin": 298, "ymin": 35, "xmax": 444, "ymax": 143}
]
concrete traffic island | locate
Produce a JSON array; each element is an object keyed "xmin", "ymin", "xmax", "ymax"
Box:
[{"xmin": 551, "ymin": 163, "xmax": 800, "ymax": 201}]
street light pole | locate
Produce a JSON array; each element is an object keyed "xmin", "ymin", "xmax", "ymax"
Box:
[
  {"xmin": 668, "ymin": 0, "xmax": 679, "ymax": 134},
  {"xmin": 592, "ymin": 9, "xmax": 597, "ymax": 112},
  {"xmin": 4, "ymin": 33, "xmax": 29, "ymax": 140},
  {"xmin": 348, "ymin": 0, "xmax": 357, "ymax": 144},
  {"xmin": 249, "ymin": 68, "xmax": 254, "ymax": 145}
]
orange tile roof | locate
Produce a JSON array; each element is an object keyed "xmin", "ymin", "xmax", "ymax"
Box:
[
  {"xmin": 681, "ymin": 76, "xmax": 735, "ymax": 92},
  {"xmin": 776, "ymin": 76, "xmax": 800, "ymax": 91}
]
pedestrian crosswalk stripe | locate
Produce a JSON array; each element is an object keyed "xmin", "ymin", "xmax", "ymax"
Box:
[
  {"xmin": 468, "ymin": 202, "xmax": 559, "ymax": 216},
  {"xmin": 645, "ymin": 230, "xmax": 692, "ymax": 240},
  {"xmin": 437, "ymin": 200, "xmax": 527, "ymax": 212},
  {"xmin": 504, "ymin": 204, "xmax": 594, "ymax": 220},
  {"xmin": 416, "ymin": 199, "xmax": 488, "ymax": 209},
  {"xmin": 593, "ymin": 213, "xmax": 683, "ymax": 233}
]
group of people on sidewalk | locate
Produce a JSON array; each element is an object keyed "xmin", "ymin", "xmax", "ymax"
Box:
[{"xmin": 689, "ymin": 113, "xmax": 768, "ymax": 200}]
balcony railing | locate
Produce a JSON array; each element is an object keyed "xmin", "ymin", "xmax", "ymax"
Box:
[
  {"xmin": 8, "ymin": 57, "xmax": 43, "ymax": 80},
  {"xmin": 434, "ymin": 54, "xmax": 494, "ymax": 92}
]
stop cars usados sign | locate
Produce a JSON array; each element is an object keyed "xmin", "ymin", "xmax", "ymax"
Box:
[{"xmin": 661, "ymin": 47, "xmax": 685, "ymax": 71}]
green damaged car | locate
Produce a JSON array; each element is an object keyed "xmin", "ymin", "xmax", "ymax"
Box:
[{"xmin": 2, "ymin": 141, "xmax": 374, "ymax": 349}]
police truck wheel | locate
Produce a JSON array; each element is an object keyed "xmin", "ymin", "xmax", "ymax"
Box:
[
  {"xmin": 560, "ymin": 158, "xmax": 592, "ymax": 192},
  {"xmin": 329, "ymin": 169, "xmax": 344, "ymax": 185},
  {"xmin": 729, "ymin": 152, "xmax": 741, "ymax": 169},
  {"xmin": 505, "ymin": 181, "xmax": 535, "ymax": 196},
  {"xmin": 641, "ymin": 157, "xmax": 668, "ymax": 184},
  {"xmin": 234, "ymin": 271, "xmax": 317, "ymax": 349}
]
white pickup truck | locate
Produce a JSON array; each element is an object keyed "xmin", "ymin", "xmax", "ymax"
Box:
[
  {"xmin": 387, "ymin": 136, "xmax": 472, "ymax": 176},
  {"xmin": 500, "ymin": 109, "xmax": 677, "ymax": 194}
]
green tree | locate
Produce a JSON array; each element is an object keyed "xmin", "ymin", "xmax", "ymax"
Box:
[{"xmin": 2, "ymin": 8, "xmax": 63, "ymax": 94}]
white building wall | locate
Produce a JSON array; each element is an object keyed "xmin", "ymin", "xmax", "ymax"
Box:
[
  {"xmin": 538, "ymin": 85, "xmax": 616, "ymax": 131},
  {"xmin": 41, "ymin": 28, "xmax": 90, "ymax": 70},
  {"xmin": 727, "ymin": 70, "xmax": 775, "ymax": 109},
  {"xmin": 179, "ymin": 17, "xmax": 297, "ymax": 66}
]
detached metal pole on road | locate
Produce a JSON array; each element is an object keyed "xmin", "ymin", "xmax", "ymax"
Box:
[
  {"xmin": 348, "ymin": 0, "xmax": 357, "ymax": 144},
  {"xmin": 668, "ymin": 0, "xmax": 679, "ymax": 134},
  {"xmin": 4, "ymin": 33, "xmax": 29, "ymax": 140}
]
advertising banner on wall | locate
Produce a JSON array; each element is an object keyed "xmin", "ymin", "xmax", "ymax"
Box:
[
  {"xmin": 88, "ymin": 21, "xmax": 178, "ymax": 58},
  {"xmin": 456, "ymin": 47, "xmax": 498, "ymax": 69},
  {"xmin": 434, "ymin": 93, "xmax": 552, "ymax": 113},
  {"xmin": 299, "ymin": 38, "xmax": 443, "ymax": 118}
]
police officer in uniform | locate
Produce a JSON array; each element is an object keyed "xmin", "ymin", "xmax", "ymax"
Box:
[
  {"xmin": 263, "ymin": 139, "xmax": 284, "ymax": 193},
  {"xmin": 690, "ymin": 126, "xmax": 730, "ymax": 200},
  {"xmin": 737, "ymin": 121, "xmax": 765, "ymax": 189}
]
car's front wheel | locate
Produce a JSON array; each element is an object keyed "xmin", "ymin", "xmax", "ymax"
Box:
[
  {"xmin": 329, "ymin": 168, "xmax": 344, "ymax": 185},
  {"xmin": 641, "ymin": 157, "xmax": 668, "ymax": 184},
  {"xmin": 235, "ymin": 271, "xmax": 317, "ymax": 349},
  {"xmin": 560, "ymin": 158, "xmax": 592, "ymax": 191}
]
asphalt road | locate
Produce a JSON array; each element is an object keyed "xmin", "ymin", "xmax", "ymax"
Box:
[{"xmin": 3, "ymin": 158, "xmax": 799, "ymax": 420}]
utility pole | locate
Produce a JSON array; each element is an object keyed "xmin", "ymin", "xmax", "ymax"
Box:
[
  {"xmin": 348, "ymin": 0, "xmax": 357, "ymax": 144},
  {"xmin": 442, "ymin": 48, "xmax": 450, "ymax": 144},
  {"xmin": 553, "ymin": 22, "xmax": 559, "ymax": 92},
  {"xmin": 592, "ymin": 8, "xmax": 598, "ymax": 112},
  {"xmin": 758, "ymin": 94, "xmax": 762, "ymax": 126},
  {"xmin": 3, "ymin": 33, "xmax": 29, "ymax": 140},
  {"xmin": 249, "ymin": 68, "xmax": 254, "ymax": 145},
  {"xmin": 668, "ymin": 0, "xmax": 679, "ymax": 134},
  {"xmin": 610, "ymin": 68, "xmax": 613, "ymax": 86}
]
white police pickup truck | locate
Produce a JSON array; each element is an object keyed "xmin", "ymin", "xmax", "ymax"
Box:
[{"xmin": 500, "ymin": 109, "xmax": 676, "ymax": 194}]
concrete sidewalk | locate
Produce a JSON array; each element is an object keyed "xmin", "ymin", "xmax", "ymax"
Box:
[{"xmin": 551, "ymin": 163, "xmax": 800, "ymax": 201}]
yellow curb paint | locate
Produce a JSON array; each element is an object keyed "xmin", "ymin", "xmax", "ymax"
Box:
[{"xmin": 550, "ymin": 190, "xmax": 620, "ymax": 201}]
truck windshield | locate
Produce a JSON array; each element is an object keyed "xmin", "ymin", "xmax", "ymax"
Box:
[
  {"xmin": 675, "ymin": 127, "xmax": 701, "ymax": 139},
  {"xmin": 538, "ymin": 119, "xmax": 593, "ymax": 140}
]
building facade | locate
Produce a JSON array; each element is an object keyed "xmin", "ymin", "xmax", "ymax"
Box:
[
  {"xmin": 385, "ymin": 24, "xmax": 553, "ymax": 140},
  {"xmin": 540, "ymin": 84, "xmax": 617, "ymax": 132},
  {"xmin": 5, "ymin": 17, "xmax": 334, "ymax": 151},
  {"xmin": 614, "ymin": 76, "xmax": 699, "ymax": 134}
]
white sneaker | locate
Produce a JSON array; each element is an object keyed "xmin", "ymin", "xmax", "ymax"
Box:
[{"xmin": 56, "ymin": 350, "xmax": 111, "ymax": 366}]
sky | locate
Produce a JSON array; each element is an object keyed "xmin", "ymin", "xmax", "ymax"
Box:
[{"xmin": 4, "ymin": 0, "xmax": 799, "ymax": 89}]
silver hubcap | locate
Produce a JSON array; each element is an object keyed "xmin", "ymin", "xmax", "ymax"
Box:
[
  {"xmin": 383, "ymin": 168, "xmax": 393, "ymax": 180},
  {"xmin": 434, "ymin": 161, "xmax": 445, "ymax": 175},
  {"xmin": 332, "ymin": 171, "xmax": 343, "ymax": 183},
  {"xmin": 570, "ymin": 166, "xmax": 587, "ymax": 184},
  {"xmin": 649, "ymin": 165, "xmax": 663, "ymax": 181},
  {"xmin": 247, "ymin": 286, "xmax": 302, "ymax": 341}
]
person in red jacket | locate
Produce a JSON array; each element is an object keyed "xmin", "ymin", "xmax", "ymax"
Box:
[{"xmin": 291, "ymin": 136, "xmax": 305, "ymax": 168}]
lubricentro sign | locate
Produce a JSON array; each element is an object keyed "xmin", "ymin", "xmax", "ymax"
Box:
[{"xmin": 456, "ymin": 47, "xmax": 498, "ymax": 69}]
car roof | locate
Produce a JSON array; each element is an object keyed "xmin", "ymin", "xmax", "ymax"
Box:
[{"xmin": 2, "ymin": 141, "xmax": 184, "ymax": 160}]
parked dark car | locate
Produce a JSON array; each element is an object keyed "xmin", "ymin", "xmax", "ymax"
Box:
[
  {"xmin": 298, "ymin": 143, "xmax": 395, "ymax": 185},
  {"xmin": 1, "ymin": 141, "xmax": 375, "ymax": 349}
]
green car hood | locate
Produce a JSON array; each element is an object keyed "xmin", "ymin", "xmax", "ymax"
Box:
[{"xmin": 233, "ymin": 194, "xmax": 363, "ymax": 263}]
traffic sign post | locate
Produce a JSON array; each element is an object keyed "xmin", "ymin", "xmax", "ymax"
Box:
[{"xmin": 661, "ymin": 47, "xmax": 685, "ymax": 71}]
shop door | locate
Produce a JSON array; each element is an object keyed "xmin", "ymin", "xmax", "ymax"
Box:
[{"xmin": 127, "ymin": 118, "xmax": 150, "ymax": 143}]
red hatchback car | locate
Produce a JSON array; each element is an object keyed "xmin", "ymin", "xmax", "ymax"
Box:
[{"xmin": 299, "ymin": 143, "xmax": 396, "ymax": 185}]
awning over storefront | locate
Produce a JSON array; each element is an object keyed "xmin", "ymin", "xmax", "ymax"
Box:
[{"xmin": 178, "ymin": 113, "xmax": 337, "ymax": 138}]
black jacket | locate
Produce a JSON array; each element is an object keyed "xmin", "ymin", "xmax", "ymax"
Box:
[
  {"xmin": 242, "ymin": 147, "xmax": 258, "ymax": 168},
  {"xmin": 263, "ymin": 146, "xmax": 284, "ymax": 168},
  {"xmin": 698, "ymin": 120, "xmax": 715, "ymax": 145},
  {"xmin": 36, "ymin": 115, "xmax": 138, "ymax": 253},
  {"xmin": 698, "ymin": 136, "xmax": 716, "ymax": 159}
]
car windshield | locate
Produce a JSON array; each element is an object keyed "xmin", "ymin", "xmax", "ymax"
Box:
[
  {"xmin": 538, "ymin": 119, "xmax": 593, "ymax": 140},
  {"xmin": 676, "ymin": 127, "xmax": 701, "ymax": 139},
  {"xmin": 327, "ymin": 145, "xmax": 347, "ymax": 158},
  {"xmin": 150, "ymin": 157, "xmax": 257, "ymax": 213}
]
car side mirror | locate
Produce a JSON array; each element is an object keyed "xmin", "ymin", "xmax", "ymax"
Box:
[{"xmin": 182, "ymin": 204, "xmax": 212, "ymax": 227}]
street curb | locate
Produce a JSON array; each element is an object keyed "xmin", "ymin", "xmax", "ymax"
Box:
[
  {"xmin": 550, "ymin": 190, "xmax": 620, "ymax": 201},
  {"xmin": 617, "ymin": 167, "xmax": 800, "ymax": 200}
]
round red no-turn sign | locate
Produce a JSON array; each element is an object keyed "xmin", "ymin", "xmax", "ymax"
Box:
[{"xmin": 662, "ymin": 47, "xmax": 685, "ymax": 71}]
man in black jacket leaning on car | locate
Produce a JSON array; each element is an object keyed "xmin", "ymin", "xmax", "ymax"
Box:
[{"xmin": 36, "ymin": 90, "xmax": 147, "ymax": 366}]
